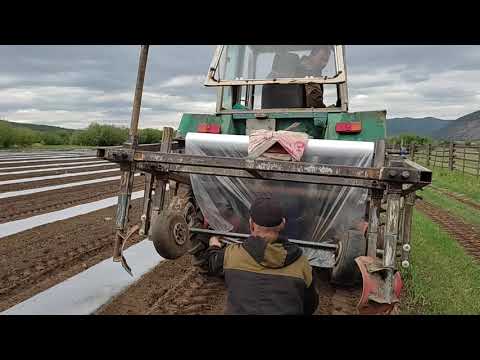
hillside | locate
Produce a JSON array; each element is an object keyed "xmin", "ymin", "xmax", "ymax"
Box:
[
  {"xmin": 386, "ymin": 117, "xmax": 451, "ymax": 137},
  {"xmin": 0, "ymin": 119, "xmax": 75, "ymax": 133},
  {"xmin": 430, "ymin": 110, "xmax": 480, "ymax": 140}
]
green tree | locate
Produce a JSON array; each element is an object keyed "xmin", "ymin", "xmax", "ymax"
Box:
[{"xmin": 139, "ymin": 128, "xmax": 163, "ymax": 144}]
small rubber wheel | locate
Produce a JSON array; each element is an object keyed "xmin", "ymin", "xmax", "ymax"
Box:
[
  {"xmin": 331, "ymin": 229, "xmax": 367, "ymax": 286},
  {"xmin": 151, "ymin": 210, "xmax": 191, "ymax": 260}
]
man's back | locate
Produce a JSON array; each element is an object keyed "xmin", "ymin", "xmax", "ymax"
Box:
[{"xmin": 208, "ymin": 236, "xmax": 318, "ymax": 315}]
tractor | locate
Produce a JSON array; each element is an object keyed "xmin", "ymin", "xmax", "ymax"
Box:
[{"xmin": 97, "ymin": 45, "xmax": 432, "ymax": 314}]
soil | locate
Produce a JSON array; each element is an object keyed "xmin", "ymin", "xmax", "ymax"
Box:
[
  {"xmin": 97, "ymin": 259, "xmax": 365, "ymax": 315},
  {"xmin": 0, "ymin": 177, "xmax": 144, "ymax": 223},
  {"xmin": 0, "ymin": 198, "xmax": 144, "ymax": 312},
  {"xmin": 0, "ymin": 152, "xmax": 387, "ymax": 316},
  {"xmin": 0, "ymin": 170, "xmax": 121, "ymax": 192},
  {"xmin": 0, "ymin": 157, "xmax": 97, "ymax": 168},
  {"xmin": 430, "ymin": 185, "xmax": 480, "ymax": 211},
  {"xmin": 0, "ymin": 164, "xmax": 118, "ymax": 181},
  {"xmin": 0, "ymin": 158, "xmax": 104, "ymax": 171},
  {"xmin": 416, "ymin": 200, "xmax": 480, "ymax": 261},
  {"xmin": 97, "ymin": 256, "xmax": 228, "ymax": 315}
]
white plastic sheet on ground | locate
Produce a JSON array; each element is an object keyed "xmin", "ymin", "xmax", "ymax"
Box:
[
  {"xmin": 0, "ymin": 156, "xmax": 97, "ymax": 165},
  {"xmin": 0, "ymin": 168, "xmax": 119, "ymax": 186},
  {"xmin": 0, "ymin": 191, "xmax": 144, "ymax": 239},
  {"xmin": 0, "ymin": 174, "xmax": 140, "ymax": 199},
  {"xmin": 0, "ymin": 155, "xmax": 94, "ymax": 162},
  {"xmin": 1, "ymin": 239, "xmax": 163, "ymax": 315},
  {"xmin": 186, "ymin": 133, "xmax": 374, "ymax": 266},
  {"xmin": 0, "ymin": 162, "xmax": 115, "ymax": 176},
  {"xmin": 0, "ymin": 153, "xmax": 90, "ymax": 160},
  {"xmin": 0, "ymin": 160, "xmax": 107, "ymax": 171}
]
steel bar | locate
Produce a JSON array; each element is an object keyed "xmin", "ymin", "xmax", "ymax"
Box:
[
  {"xmin": 139, "ymin": 173, "xmax": 154, "ymax": 236},
  {"xmin": 367, "ymin": 189, "xmax": 383, "ymax": 257},
  {"xmin": 189, "ymin": 227, "xmax": 338, "ymax": 250},
  {"xmin": 139, "ymin": 162, "xmax": 384, "ymax": 189},
  {"xmin": 149, "ymin": 127, "xmax": 174, "ymax": 235},
  {"xmin": 104, "ymin": 149, "xmax": 431, "ymax": 187},
  {"xmin": 113, "ymin": 45, "xmax": 149, "ymax": 275}
]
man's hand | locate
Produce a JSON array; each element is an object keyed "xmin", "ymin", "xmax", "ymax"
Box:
[{"xmin": 209, "ymin": 236, "xmax": 223, "ymax": 248}]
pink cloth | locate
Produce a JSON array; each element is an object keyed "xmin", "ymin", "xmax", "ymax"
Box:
[{"xmin": 248, "ymin": 130, "xmax": 309, "ymax": 162}]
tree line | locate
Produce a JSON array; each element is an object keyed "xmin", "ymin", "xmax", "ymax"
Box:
[{"xmin": 0, "ymin": 122, "xmax": 164, "ymax": 148}]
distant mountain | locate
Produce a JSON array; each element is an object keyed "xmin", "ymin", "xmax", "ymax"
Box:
[
  {"xmin": 430, "ymin": 110, "xmax": 480, "ymax": 140},
  {"xmin": 386, "ymin": 117, "xmax": 451, "ymax": 137},
  {"xmin": 0, "ymin": 119, "xmax": 75, "ymax": 133}
]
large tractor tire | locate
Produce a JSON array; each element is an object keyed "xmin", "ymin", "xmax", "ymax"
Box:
[{"xmin": 331, "ymin": 229, "xmax": 367, "ymax": 286}]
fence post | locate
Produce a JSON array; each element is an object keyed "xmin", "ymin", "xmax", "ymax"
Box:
[
  {"xmin": 410, "ymin": 143, "xmax": 415, "ymax": 162},
  {"xmin": 477, "ymin": 146, "xmax": 480, "ymax": 178},
  {"xmin": 448, "ymin": 141, "xmax": 454, "ymax": 171},
  {"xmin": 426, "ymin": 143, "xmax": 431, "ymax": 166}
]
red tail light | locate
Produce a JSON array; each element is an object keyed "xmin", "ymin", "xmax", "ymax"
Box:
[
  {"xmin": 197, "ymin": 123, "xmax": 221, "ymax": 134},
  {"xmin": 335, "ymin": 121, "xmax": 362, "ymax": 134}
]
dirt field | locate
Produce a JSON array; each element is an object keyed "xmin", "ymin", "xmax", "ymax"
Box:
[
  {"xmin": 0, "ymin": 178, "xmax": 144, "ymax": 223},
  {"xmin": 0, "ymin": 151, "xmax": 372, "ymax": 315},
  {"xmin": 97, "ymin": 257, "xmax": 363, "ymax": 315}
]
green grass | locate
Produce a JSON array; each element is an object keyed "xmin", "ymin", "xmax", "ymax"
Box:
[
  {"xmin": 402, "ymin": 211, "xmax": 480, "ymax": 314},
  {"xmin": 419, "ymin": 188, "xmax": 480, "ymax": 227},
  {"xmin": 417, "ymin": 162, "xmax": 480, "ymax": 202}
]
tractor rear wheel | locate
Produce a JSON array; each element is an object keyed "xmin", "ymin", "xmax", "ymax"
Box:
[{"xmin": 331, "ymin": 229, "xmax": 367, "ymax": 286}]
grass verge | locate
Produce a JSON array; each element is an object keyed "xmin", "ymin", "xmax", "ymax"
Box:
[
  {"xmin": 420, "ymin": 188, "xmax": 480, "ymax": 227},
  {"xmin": 402, "ymin": 210, "xmax": 480, "ymax": 314},
  {"xmin": 417, "ymin": 164, "xmax": 480, "ymax": 202}
]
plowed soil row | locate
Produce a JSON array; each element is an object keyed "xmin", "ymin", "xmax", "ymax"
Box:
[
  {"xmin": 313, "ymin": 271, "xmax": 362, "ymax": 315},
  {"xmin": 430, "ymin": 185, "xmax": 480, "ymax": 211},
  {"xmin": 97, "ymin": 257, "xmax": 228, "ymax": 315},
  {"xmin": 97, "ymin": 259, "xmax": 363, "ymax": 315},
  {"xmin": 0, "ymin": 170, "xmax": 121, "ymax": 192},
  {"xmin": 0, "ymin": 157, "xmax": 96, "ymax": 168},
  {"xmin": 0, "ymin": 159, "xmax": 105, "ymax": 172},
  {"xmin": 0, "ymin": 199, "xmax": 143, "ymax": 312},
  {"xmin": 0, "ymin": 164, "xmax": 118, "ymax": 181},
  {"xmin": 0, "ymin": 178, "xmax": 144, "ymax": 223},
  {"xmin": 416, "ymin": 200, "xmax": 480, "ymax": 260}
]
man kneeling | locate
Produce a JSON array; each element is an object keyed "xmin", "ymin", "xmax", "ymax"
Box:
[{"xmin": 205, "ymin": 196, "xmax": 319, "ymax": 315}]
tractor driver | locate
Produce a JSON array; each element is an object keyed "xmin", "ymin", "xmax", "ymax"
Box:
[
  {"xmin": 297, "ymin": 45, "xmax": 334, "ymax": 108},
  {"xmin": 203, "ymin": 196, "xmax": 319, "ymax": 315}
]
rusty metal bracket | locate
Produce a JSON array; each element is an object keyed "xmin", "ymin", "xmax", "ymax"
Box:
[{"xmin": 113, "ymin": 224, "xmax": 140, "ymax": 276}]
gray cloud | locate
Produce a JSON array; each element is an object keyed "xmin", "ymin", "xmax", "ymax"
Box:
[{"xmin": 0, "ymin": 45, "xmax": 479, "ymax": 129}]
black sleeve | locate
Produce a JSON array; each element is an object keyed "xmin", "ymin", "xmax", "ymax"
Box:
[
  {"xmin": 304, "ymin": 272, "xmax": 319, "ymax": 315},
  {"xmin": 206, "ymin": 246, "xmax": 227, "ymax": 277}
]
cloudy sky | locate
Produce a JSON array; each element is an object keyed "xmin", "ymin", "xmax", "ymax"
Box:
[{"xmin": 0, "ymin": 45, "xmax": 479, "ymax": 129}]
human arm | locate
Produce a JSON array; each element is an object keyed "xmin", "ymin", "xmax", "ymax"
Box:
[{"xmin": 205, "ymin": 236, "xmax": 227, "ymax": 277}]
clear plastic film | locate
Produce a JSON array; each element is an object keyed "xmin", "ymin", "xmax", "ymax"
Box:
[{"xmin": 186, "ymin": 133, "xmax": 374, "ymax": 266}]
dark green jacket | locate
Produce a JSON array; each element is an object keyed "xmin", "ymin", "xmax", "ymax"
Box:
[{"xmin": 206, "ymin": 236, "xmax": 318, "ymax": 315}]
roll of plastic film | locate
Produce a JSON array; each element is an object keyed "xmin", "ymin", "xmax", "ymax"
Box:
[{"xmin": 185, "ymin": 133, "xmax": 374, "ymax": 266}]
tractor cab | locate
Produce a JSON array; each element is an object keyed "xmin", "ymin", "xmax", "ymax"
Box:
[
  {"xmin": 205, "ymin": 45, "xmax": 348, "ymax": 112},
  {"xmin": 176, "ymin": 45, "xmax": 385, "ymax": 142}
]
